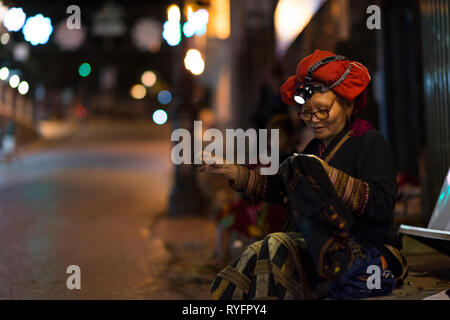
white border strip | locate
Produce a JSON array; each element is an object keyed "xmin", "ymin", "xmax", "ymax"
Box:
[{"xmin": 399, "ymin": 224, "xmax": 450, "ymax": 240}]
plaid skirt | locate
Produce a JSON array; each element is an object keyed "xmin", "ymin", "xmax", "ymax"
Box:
[{"xmin": 210, "ymin": 232, "xmax": 407, "ymax": 300}]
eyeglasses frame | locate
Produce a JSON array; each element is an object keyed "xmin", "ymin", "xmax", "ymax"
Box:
[{"xmin": 297, "ymin": 95, "xmax": 337, "ymax": 121}]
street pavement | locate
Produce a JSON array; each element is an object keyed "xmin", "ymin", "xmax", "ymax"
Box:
[{"xmin": 0, "ymin": 119, "xmax": 217, "ymax": 299}]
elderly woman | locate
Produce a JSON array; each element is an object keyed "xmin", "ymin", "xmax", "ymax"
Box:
[{"xmin": 199, "ymin": 50, "xmax": 408, "ymax": 300}]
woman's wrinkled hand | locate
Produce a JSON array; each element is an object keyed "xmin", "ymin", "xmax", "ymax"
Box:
[{"xmin": 196, "ymin": 152, "xmax": 238, "ymax": 181}]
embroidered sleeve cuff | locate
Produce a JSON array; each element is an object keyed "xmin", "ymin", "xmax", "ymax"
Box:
[
  {"xmin": 319, "ymin": 161, "xmax": 370, "ymax": 216},
  {"xmin": 229, "ymin": 166, "xmax": 267, "ymax": 198}
]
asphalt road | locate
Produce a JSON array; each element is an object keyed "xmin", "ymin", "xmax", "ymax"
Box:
[{"xmin": 0, "ymin": 120, "xmax": 198, "ymax": 299}]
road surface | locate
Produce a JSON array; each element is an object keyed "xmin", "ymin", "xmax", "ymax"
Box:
[{"xmin": 0, "ymin": 119, "xmax": 215, "ymax": 299}]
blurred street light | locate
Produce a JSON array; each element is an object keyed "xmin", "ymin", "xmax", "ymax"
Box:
[
  {"xmin": 184, "ymin": 49, "xmax": 205, "ymax": 75},
  {"xmin": 3, "ymin": 7, "xmax": 26, "ymax": 32},
  {"xmin": 13, "ymin": 43, "xmax": 29, "ymax": 61},
  {"xmin": 152, "ymin": 109, "xmax": 168, "ymax": 125},
  {"xmin": 192, "ymin": 9, "xmax": 208, "ymax": 35},
  {"xmin": 35, "ymin": 85, "xmax": 45, "ymax": 101},
  {"xmin": 157, "ymin": 90, "xmax": 172, "ymax": 105},
  {"xmin": 0, "ymin": 67, "xmax": 9, "ymax": 80},
  {"xmin": 162, "ymin": 4, "xmax": 181, "ymax": 46},
  {"xmin": 130, "ymin": 84, "xmax": 146, "ymax": 99},
  {"xmin": 141, "ymin": 70, "xmax": 157, "ymax": 87},
  {"xmin": 207, "ymin": 0, "xmax": 230, "ymax": 40},
  {"xmin": 274, "ymin": 0, "xmax": 326, "ymax": 56},
  {"xmin": 54, "ymin": 20, "xmax": 86, "ymax": 51},
  {"xmin": 182, "ymin": 21, "xmax": 195, "ymax": 38},
  {"xmin": 182, "ymin": 7, "xmax": 209, "ymax": 38},
  {"xmin": 18, "ymin": 81, "xmax": 29, "ymax": 95},
  {"xmin": 22, "ymin": 14, "xmax": 53, "ymax": 46},
  {"xmin": 162, "ymin": 20, "xmax": 181, "ymax": 46},
  {"xmin": 9, "ymin": 74, "xmax": 19, "ymax": 88},
  {"xmin": 78, "ymin": 62, "xmax": 91, "ymax": 77},
  {"xmin": 131, "ymin": 18, "xmax": 161, "ymax": 53},
  {"xmin": 168, "ymin": 4, "xmax": 181, "ymax": 21},
  {"xmin": 0, "ymin": 32, "xmax": 9, "ymax": 44}
]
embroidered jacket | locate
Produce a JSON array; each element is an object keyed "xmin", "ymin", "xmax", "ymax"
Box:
[{"xmin": 231, "ymin": 126, "xmax": 402, "ymax": 250}]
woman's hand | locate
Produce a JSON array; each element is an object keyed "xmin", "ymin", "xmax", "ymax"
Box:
[{"xmin": 196, "ymin": 152, "xmax": 238, "ymax": 181}]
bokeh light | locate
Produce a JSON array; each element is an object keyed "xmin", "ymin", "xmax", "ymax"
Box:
[
  {"xmin": 157, "ymin": 90, "xmax": 172, "ymax": 105},
  {"xmin": 182, "ymin": 21, "xmax": 195, "ymax": 38},
  {"xmin": 183, "ymin": 7, "xmax": 209, "ymax": 37},
  {"xmin": 208, "ymin": 0, "xmax": 230, "ymax": 40},
  {"xmin": 141, "ymin": 71, "xmax": 157, "ymax": 87},
  {"xmin": 75, "ymin": 105, "xmax": 87, "ymax": 119},
  {"xmin": 184, "ymin": 49, "xmax": 205, "ymax": 75},
  {"xmin": 0, "ymin": 66, "xmax": 9, "ymax": 80},
  {"xmin": 196, "ymin": 24, "xmax": 207, "ymax": 36},
  {"xmin": 193, "ymin": 9, "xmax": 209, "ymax": 35},
  {"xmin": 22, "ymin": 14, "xmax": 53, "ymax": 46},
  {"xmin": 274, "ymin": 0, "xmax": 325, "ymax": 56},
  {"xmin": 0, "ymin": 32, "xmax": 9, "ymax": 44},
  {"xmin": 3, "ymin": 7, "xmax": 26, "ymax": 32},
  {"xmin": 54, "ymin": 20, "xmax": 86, "ymax": 51},
  {"xmin": 162, "ymin": 4, "xmax": 181, "ymax": 46},
  {"xmin": 167, "ymin": 5, "xmax": 181, "ymax": 22},
  {"xmin": 130, "ymin": 84, "xmax": 147, "ymax": 99},
  {"xmin": 78, "ymin": 62, "xmax": 91, "ymax": 77},
  {"xmin": 13, "ymin": 43, "xmax": 29, "ymax": 61},
  {"xmin": 9, "ymin": 74, "xmax": 20, "ymax": 88},
  {"xmin": 131, "ymin": 18, "xmax": 161, "ymax": 53},
  {"xmin": 35, "ymin": 85, "xmax": 46, "ymax": 101},
  {"xmin": 18, "ymin": 81, "xmax": 29, "ymax": 95},
  {"xmin": 162, "ymin": 20, "xmax": 181, "ymax": 46},
  {"xmin": 153, "ymin": 109, "xmax": 168, "ymax": 125}
]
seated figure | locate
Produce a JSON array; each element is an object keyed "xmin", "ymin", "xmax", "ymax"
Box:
[{"xmin": 199, "ymin": 49, "xmax": 408, "ymax": 300}]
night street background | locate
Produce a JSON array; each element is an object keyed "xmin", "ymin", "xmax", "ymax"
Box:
[
  {"xmin": 0, "ymin": 0, "xmax": 449, "ymax": 300},
  {"xmin": 0, "ymin": 120, "xmax": 216, "ymax": 299}
]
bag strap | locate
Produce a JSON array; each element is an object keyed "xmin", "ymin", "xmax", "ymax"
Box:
[{"xmin": 324, "ymin": 131, "xmax": 352, "ymax": 164}]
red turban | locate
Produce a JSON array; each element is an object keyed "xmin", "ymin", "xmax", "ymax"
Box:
[{"xmin": 280, "ymin": 49, "xmax": 371, "ymax": 112}]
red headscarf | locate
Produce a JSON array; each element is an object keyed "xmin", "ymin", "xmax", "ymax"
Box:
[{"xmin": 281, "ymin": 49, "xmax": 372, "ymax": 136}]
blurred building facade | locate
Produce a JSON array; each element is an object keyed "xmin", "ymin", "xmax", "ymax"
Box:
[{"xmin": 419, "ymin": 0, "xmax": 450, "ymax": 220}]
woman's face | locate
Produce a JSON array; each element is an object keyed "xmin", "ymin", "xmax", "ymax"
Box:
[{"xmin": 299, "ymin": 90, "xmax": 353, "ymax": 143}]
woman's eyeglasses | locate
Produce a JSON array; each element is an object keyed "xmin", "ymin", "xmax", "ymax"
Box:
[{"xmin": 297, "ymin": 97, "xmax": 336, "ymax": 121}]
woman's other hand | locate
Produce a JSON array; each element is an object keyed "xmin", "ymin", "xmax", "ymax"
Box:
[{"xmin": 197, "ymin": 152, "xmax": 238, "ymax": 181}]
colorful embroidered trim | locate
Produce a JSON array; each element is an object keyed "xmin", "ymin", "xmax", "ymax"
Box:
[
  {"xmin": 231, "ymin": 166, "xmax": 267, "ymax": 199},
  {"xmin": 320, "ymin": 162, "xmax": 369, "ymax": 216}
]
